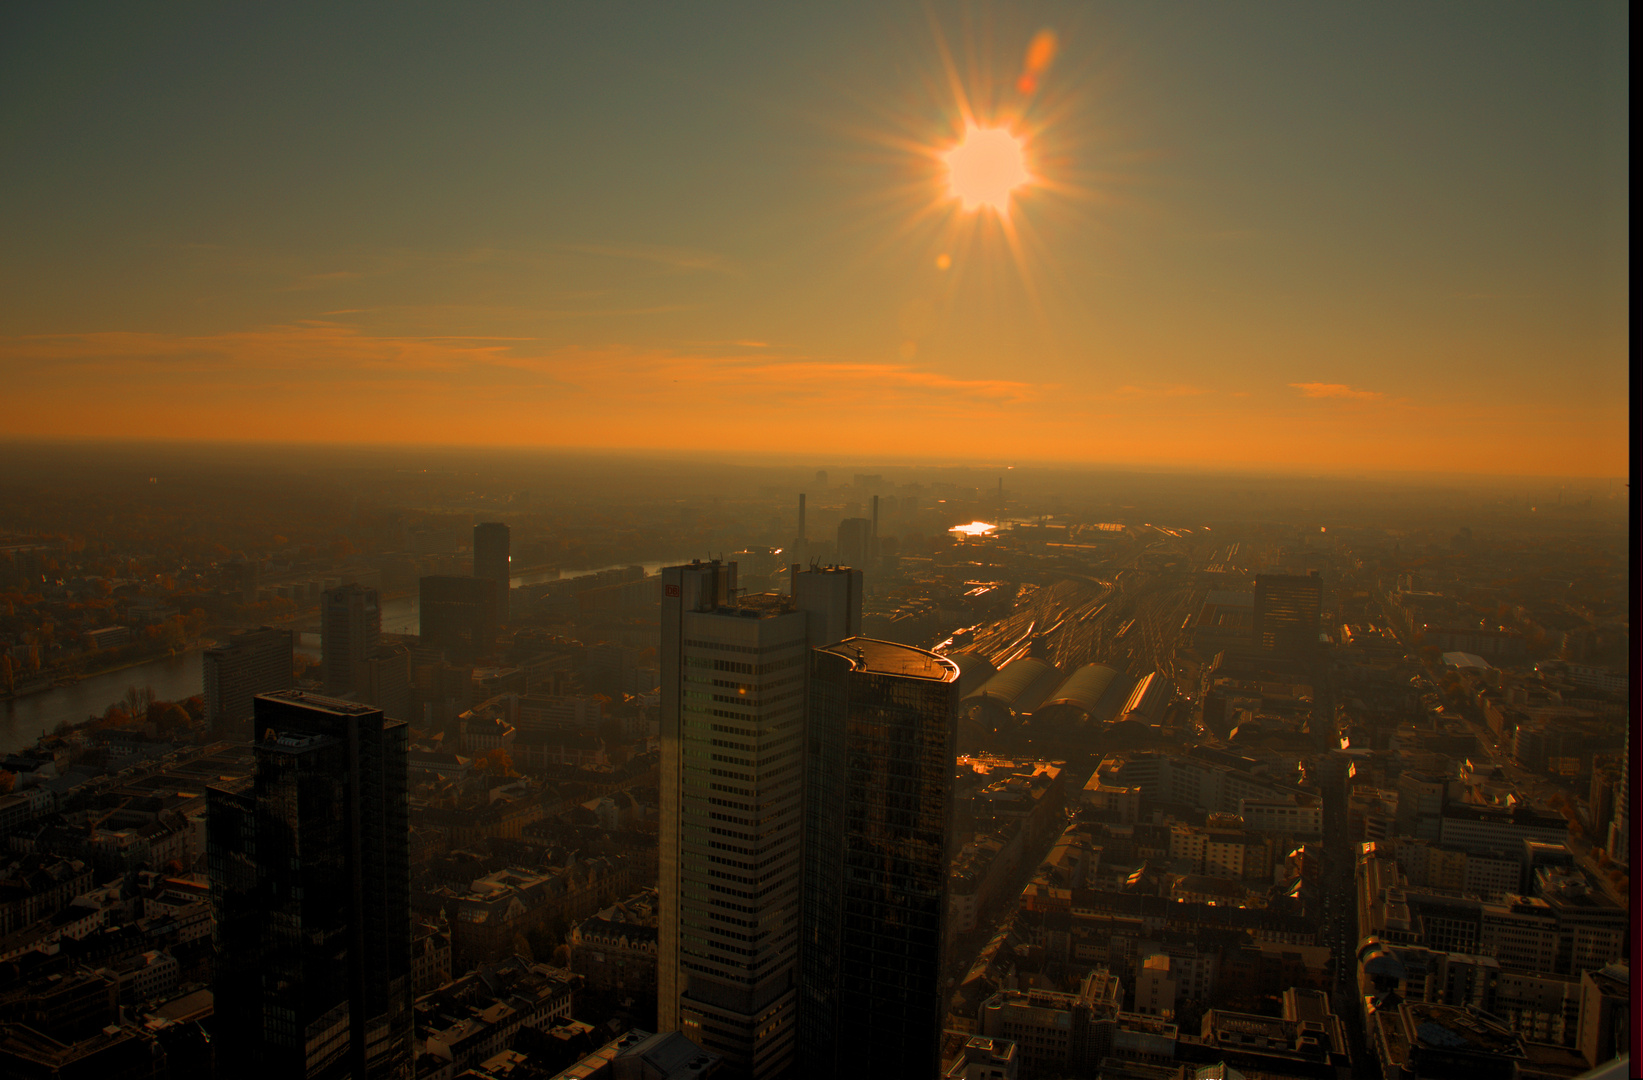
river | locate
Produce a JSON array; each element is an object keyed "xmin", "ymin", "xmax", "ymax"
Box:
[{"xmin": 0, "ymin": 560, "xmax": 676, "ymax": 755}]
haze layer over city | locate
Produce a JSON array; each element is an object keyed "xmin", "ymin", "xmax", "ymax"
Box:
[{"xmin": 0, "ymin": 3, "xmax": 1629, "ymax": 1080}]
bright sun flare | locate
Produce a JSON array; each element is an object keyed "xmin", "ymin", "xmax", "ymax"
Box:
[{"xmin": 944, "ymin": 126, "xmax": 1030, "ymax": 213}]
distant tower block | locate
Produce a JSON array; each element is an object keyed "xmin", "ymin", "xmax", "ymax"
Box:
[
  {"xmin": 837, "ymin": 517, "xmax": 871, "ymax": 568},
  {"xmin": 871, "ymin": 494, "xmax": 880, "ymax": 559},
  {"xmin": 204, "ymin": 627, "xmax": 295, "ymax": 734},
  {"xmin": 321, "ymin": 583, "xmax": 380, "ymax": 696},
  {"xmin": 1253, "ymin": 571, "xmax": 1322, "ymax": 655},
  {"xmin": 473, "ymin": 522, "xmax": 511, "ymax": 625},
  {"xmin": 793, "ymin": 493, "xmax": 808, "ymax": 562}
]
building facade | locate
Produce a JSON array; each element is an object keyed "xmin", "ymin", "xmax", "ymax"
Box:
[
  {"xmin": 473, "ymin": 522, "xmax": 511, "ymax": 626},
  {"xmin": 658, "ymin": 560, "xmax": 859, "ymax": 1080},
  {"xmin": 356, "ymin": 641, "xmax": 413, "ymax": 724},
  {"xmin": 322, "ymin": 583, "xmax": 381, "ymax": 696},
  {"xmin": 799, "ymin": 638, "xmax": 959, "ymax": 1080},
  {"xmin": 203, "ymin": 626, "xmax": 294, "ymax": 733},
  {"xmin": 1252, "ymin": 572, "xmax": 1322, "ymax": 655},
  {"xmin": 208, "ymin": 690, "xmax": 412, "ymax": 1080}
]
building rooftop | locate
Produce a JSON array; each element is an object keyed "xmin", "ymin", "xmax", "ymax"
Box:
[
  {"xmin": 817, "ymin": 637, "xmax": 958, "ymax": 681},
  {"xmin": 1586, "ymin": 962, "xmax": 1629, "ymax": 997},
  {"xmin": 257, "ymin": 688, "xmax": 382, "ymax": 716},
  {"xmin": 1403, "ymin": 1001, "xmax": 1525, "ymax": 1059},
  {"xmin": 613, "ymin": 1030, "xmax": 721, "ymax": 1076}
]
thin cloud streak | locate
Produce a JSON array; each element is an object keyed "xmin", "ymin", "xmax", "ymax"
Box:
[
  {"xmin": 0, "ymin": 325, "xmax": 1037, "ymax": 413},
  {"xmin": 0, "ymin": 328, "xmax": 1622, "ymax": 477},
  {"xmin": 558, "ymin": 242, "xmax": 738, "ymax": 274},
  {"xmin": 1289, "ymin": 382, "xmax": 1384, "ymax": 401}
]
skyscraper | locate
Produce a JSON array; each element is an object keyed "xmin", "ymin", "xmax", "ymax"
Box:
[
  {"xmin": 836, "ymin": 517, "xmax": 871, "ymax": 568},
  {"xmin": 658, "ymin": 560, "xmax": 860, "ymax": 1080},
  {"xmin": 1252, "ymin": 571, "xmax": 1323, "ymax": 655},
  {"xmin": 203, "ymin": 626, "xmax": 294, "ymax": 734},
  {"xmin": 208, "ymin": 690, "xmax": 412, "ymax": 1080},
  {"xmin": 419, "ymin": 574, "xmax": 497, "ymax": 662},
  {"xmin": 322, "ymin": 583, "xmax": 381, "ymax": 696},
  {"xmin": 473, "ymin": 521, "xmax": 511, "ymax": 625},
  {"xmin": 355, "ymin": 641, "xmax": 413, "ymax": 723},
  {"xmin": 799, "ymin": 638, "xmax": 960, "ymax": 1080}
]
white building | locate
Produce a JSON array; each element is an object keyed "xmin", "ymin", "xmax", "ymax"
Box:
[{"xmin": 1238, "ymin": 796, "xmax": 1324, "ymax": 838}]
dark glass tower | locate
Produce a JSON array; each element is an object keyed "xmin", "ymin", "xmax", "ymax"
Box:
[
  {"xmin": 473, "ymin": 521, "xmax": 511, "ymax": 625},
  {"xmin": 208, "ymin": 690, "xmax": 412, "ymax": 1080},
  {"xmin": 800, "ymin": 638, "xmax": 960, "ymax": 1080}
]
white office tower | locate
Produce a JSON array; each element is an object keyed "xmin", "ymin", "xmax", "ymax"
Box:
[{"xmin": 659, "ymin": 560, "xmax": 860, "ymax": 1080}]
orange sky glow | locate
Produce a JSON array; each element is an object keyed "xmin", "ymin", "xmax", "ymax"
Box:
[{"xmin": 0, "ymin": 5, "xmax": 1627, "ymax": 478}]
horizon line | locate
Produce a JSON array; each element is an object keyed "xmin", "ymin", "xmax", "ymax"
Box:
[{"xmin": 0, "ymin": 435, "xmax": 1626, "ymax": 486}]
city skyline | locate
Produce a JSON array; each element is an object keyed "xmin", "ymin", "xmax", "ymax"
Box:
[
  {"xmin": 0, "ymin": 3, "xmax": 1631, "ymax": 1075},
  {"xmin": 0, "ymin": 3, "xmax": 1627, "ymax": 477},
  {"xmin": 0, "ymin": 450, "xmax": 1628, "ymax": 1076}
]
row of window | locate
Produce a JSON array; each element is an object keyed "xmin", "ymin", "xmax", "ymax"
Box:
[
  {"xmin": 685, "ymin": 702, "xmax": 804, "ymax": 724},
  {"xmin": 684, "ymin": 638, "xmax": 806, "ymax": 655},
  {"xmin": 682, "ymin": 934, "xmax": 759, "ymax": 958}
]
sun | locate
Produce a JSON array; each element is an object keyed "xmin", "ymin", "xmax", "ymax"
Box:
[{"xmin": 944, "ymin": 126, "xmax": 1031, "ymax": 214}]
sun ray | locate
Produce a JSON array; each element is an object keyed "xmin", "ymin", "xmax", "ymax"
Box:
[{"xmin": 925, "ymin": 4, "xmax": 977, "ymax": 131}]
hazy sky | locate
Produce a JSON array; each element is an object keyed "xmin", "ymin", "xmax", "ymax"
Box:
[{"xmin": 1, "ymin": 3, "xmax": 1627, "ymax": 476}]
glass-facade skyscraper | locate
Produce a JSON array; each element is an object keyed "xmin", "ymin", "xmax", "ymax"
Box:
[
  {"xmin": 208, "ymin": 690, "xmax": 412, "ymax": 1080},
  {"xmin": 658, "ymin": 560, "xmax": 860, "ymax": 1080},
  {"xmin": 473, "ymin": 521, "xmax": 511, "ymax": 625},
  {"xmin": 799, "ymin": 638, "xmax": 960, "ymax": 1080}
]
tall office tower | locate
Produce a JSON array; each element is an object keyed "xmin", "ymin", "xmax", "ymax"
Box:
[
  {"xmin": 356, "ymin": 641, "xmax": 413, "ymax": 723},
  {"xmin": 792, "ymin": 494, "xmax": 807, "ymax": 561},
  {"xmin": 658, "ymin": 560, "xmax": 860, "ymax": 1080},
  {"xmin": 419, "ymin": 575, "xmax": 498, "ymax": 662},
  {"xmin": 1252, "ymin": 571, "xmax": 1323, "ymax": 654},
  {"xmin": 870, "ymin": 495, "xmax": 880, "ymax": 561},
  {"xmin": 208, "ymin": 690, "xmax": 412, "ymax": 1080},
  {"xmin": 473, "ymin": 522, "xmax": 511, "ymax": 625},
  {"xmin": 323, "ymin": 583, "xmax": 381, "ymax": 696},
  {"xmin": 836, "ymin": 517, "xmax": 872, "ymax": 569},
  {"xmin": 799, "ymin": 638, "xmax": 960, "ymax": 1080},
  {"xmin": 203, "ymin": 626, "xmax": 294, "ymax": 733}
]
